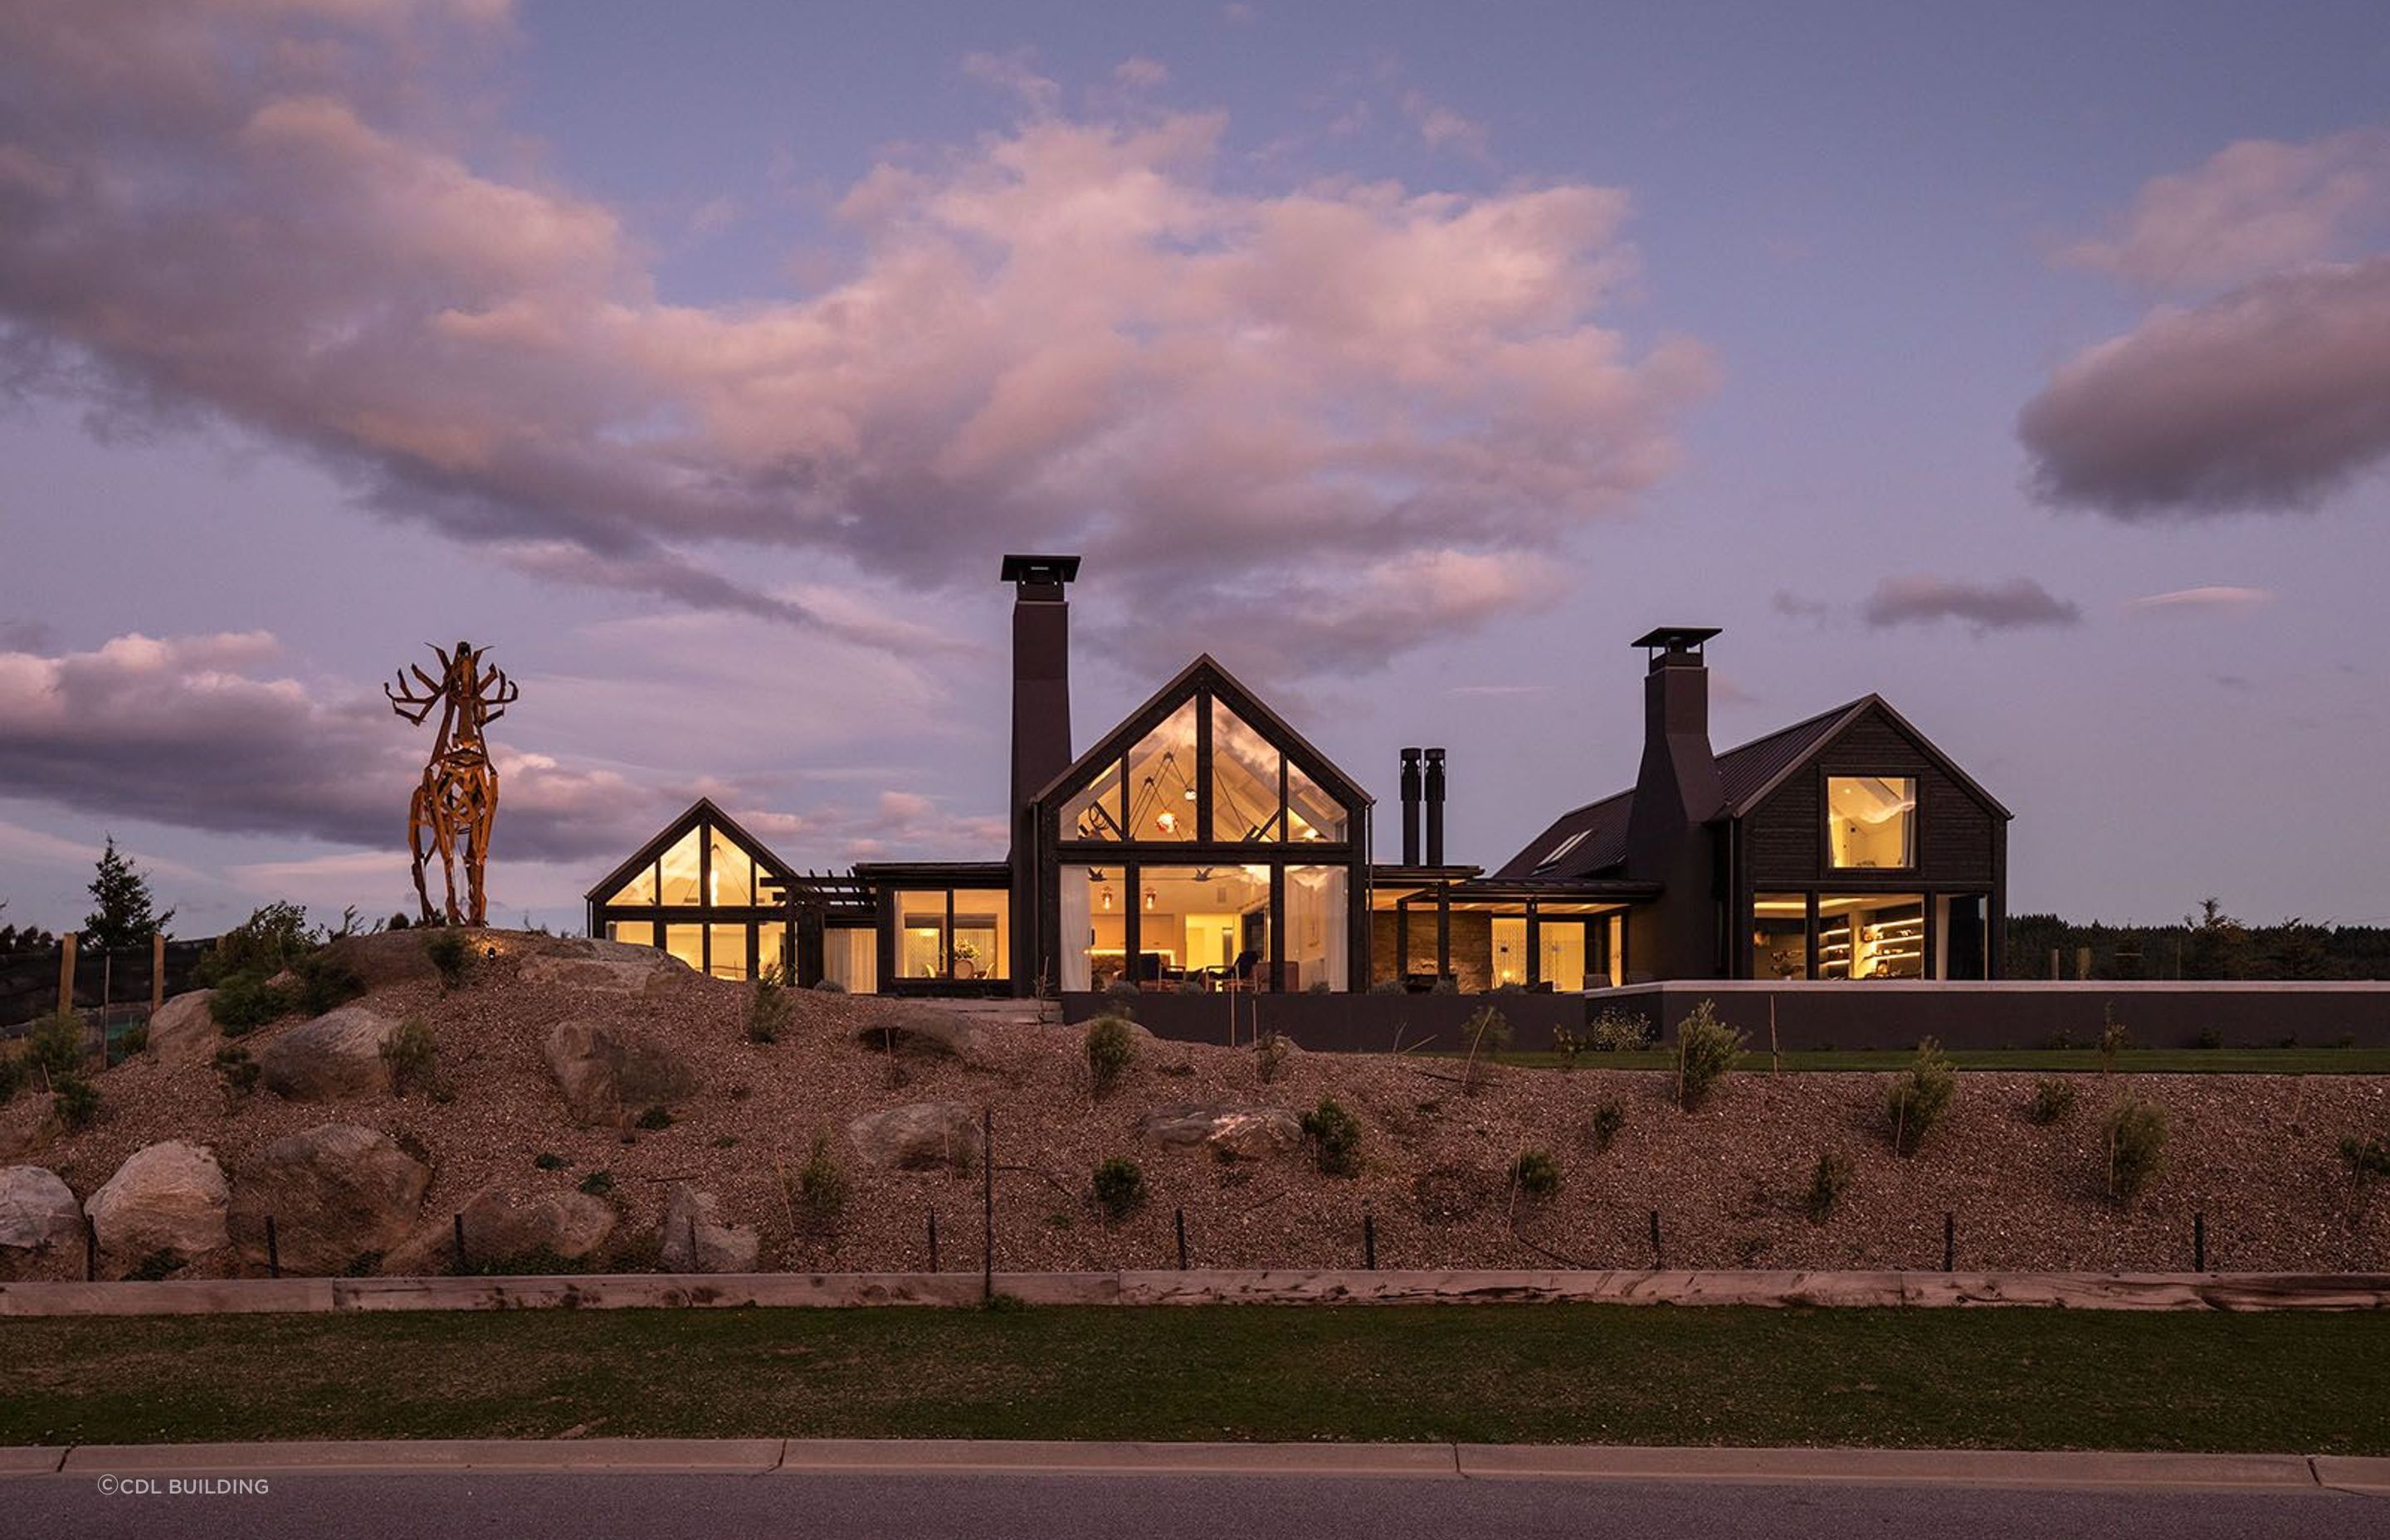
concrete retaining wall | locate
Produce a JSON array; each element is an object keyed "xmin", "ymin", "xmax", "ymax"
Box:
[{"xmin": 4, "ymin": 1269, "xmax": 2385, "ymax": 1317}]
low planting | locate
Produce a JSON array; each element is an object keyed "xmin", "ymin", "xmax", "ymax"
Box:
[
  {"xmin": 1092, "ymin": 1157, "xmax": 1148, "ymax": 1221},
  {"xmin": 1672, "ymin": 998, "xmax": 1747, "ymax": 1111},
  {"xmin": 1300, "ymin": 1097, "xmax": 1363, "ymax": 1177},
  {"xmin": 2102, "ymin": 1095, "xmax": 2169, "ymax": 1203},
  {"xmin": 1807, "ymin": 1150, "xmax": 1853, "ymax": 1224},
  {"xmin": 1884, "ymin": 1038, "xmax": 1957, "ymax": 1155},
  {"xmin": 1085, "ymin": 1015, "xmax": 1137, "ymax": 1098}
]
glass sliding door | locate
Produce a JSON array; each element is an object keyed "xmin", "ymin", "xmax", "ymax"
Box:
[
  {"xmin": 1753, "ymin": 894, "xmax": 1812, "ymax": 980},
  {"xmin": 1540, "ymin": 919, "xmax": 1587, "ymax": 992},
  {"xmin": 1819, "ymin": 894, "xmax": 1924, "ymax": 979},
  {"xmin": 1285, "ymin": 865, "xmax": 1348, "ymax": 992}
]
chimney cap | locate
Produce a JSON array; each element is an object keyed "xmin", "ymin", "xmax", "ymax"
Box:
[
  {"xmin": 1631, "ymin": 626, "xmax": 1720, "ymax": 659},
  {"xmin": 1001, "ymin": 553, "xmax": 1081, "ymax": 586}
]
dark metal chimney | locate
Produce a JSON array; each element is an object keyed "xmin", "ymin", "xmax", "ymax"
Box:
[
  {"xmin": 1002, "ymin": 554, "xmax": 1080, "ymax": 821},
  {"xmin": 1423, "ymin": 748, "xmax": 1447, "ymax": 866},
  {"xmin": 1624, "ymin": 626, "xmax": 1724, "ymax": 977},
  {"xmin": 1398, "ymin": 748, "xmax": 1423, "ymax": 866}
]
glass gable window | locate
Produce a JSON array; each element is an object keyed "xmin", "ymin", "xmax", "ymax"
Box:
[
  {"xmin": 1123, "ymin": 699, "xmax": 1200, "ymax": 841},
  {"xmin": 1210, "ymin": 699, "xmax": 1282, "ymax": 842},
  {"xmin": 1061, "ymin": 758, "xmax": 1126, "ymax": 841},
  {"xmin": 1827, "ymin": 777, "xmax": 1916, "ymax": 869},
  {"xmin": 658, "ymin": 828, "xmax": 704, "ymax": 905},
  {"xmin": 607, "ymin": 862, "xmax": 659, "ymax": 907},
  {"xmin": 1285, "ymin": 761, "xmax": 1346, "ymax": 844}
]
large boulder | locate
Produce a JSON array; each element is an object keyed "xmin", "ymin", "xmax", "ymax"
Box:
[
  {"xmin": 227, "ymin": 1124, "xmax": 430, "ymax": 1275},
  {"xmin": 1140, "ymin": 1104, "xmax": 1305, "ymax": 1160},
  {"xmin": 0, "ymin": 1167, "xmax": 81, "ymax": 1253},
  {"xmin": 518, "ymin": 938, "xmax": 689, "ymax": 996},
  {"xmin": 85, "ymin": 1141, "xmax": 229, "ymax": 1261},
  {"xmin": 853, "ymin": 1006, "xmax": 986, "ymax": 1063},
  {"xmin": 847, "ymin": 1102, "xmax": 983, "ymax": 1172},
  {"xmin": 258, "ymin": 1006, "xmax": 400, "ymax": 1101},
  {"xmin": 543, "ymin": 1021, "xmax": 698, "ymax": 1126},
  {"xmin": 317, "ymin": 929, "xmax": 446, "ymax": 990},
  {"xmin": 147, "ymin": 990, "xmax": 220, "ymax": 1071},
  {"xmin": 388, "ymin": 1187, "xmax": 619, "ymax": 1274},
  {"xmin": 657, "ymin": 1183, "xmax": 759, "ymax": 1274}
]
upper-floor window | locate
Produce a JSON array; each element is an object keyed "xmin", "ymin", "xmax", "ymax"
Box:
[{"xmin": 1827, "ymin": 776, "xmax": 1915, "ymax": 869}]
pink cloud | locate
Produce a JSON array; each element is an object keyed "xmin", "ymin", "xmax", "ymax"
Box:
[{"xmin": 0, "ymin": 5, "xmax": 1712, "ymax": 675}]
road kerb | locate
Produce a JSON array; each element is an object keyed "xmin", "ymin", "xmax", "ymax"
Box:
[
  {"xmin": 0, "ymin": 1449, "xmax": 66, "ymax": 1474},
  {"xmin": 771, "ymin": 1440, "xmax": 1457, "ymax": 1476},
  {"xmin": 2311, "ymin": 1455, "xmax": 2390, "ymax": 1494},
  {"xmin": 1455, "ymin": 1445, "xmax": 2321, "ymax": 1489},
  {"xmin": 59, "ymin": 1439, "xmax": 786, "ymax": 1474}
]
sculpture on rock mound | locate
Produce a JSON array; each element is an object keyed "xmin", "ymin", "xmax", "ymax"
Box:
[{"xmin": 385, "ymin": 641, "xmax": 519, "ymax": 926}]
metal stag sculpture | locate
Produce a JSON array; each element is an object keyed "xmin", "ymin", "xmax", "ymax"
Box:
[{"xmin": 385, "ymin": 641, "xmax": 519, "ymax": 926}]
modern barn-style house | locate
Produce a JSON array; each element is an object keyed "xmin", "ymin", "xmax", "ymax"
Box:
[{"xmin": 588, "ymin": 557, "xmax": 2010, "ymax": 1001}]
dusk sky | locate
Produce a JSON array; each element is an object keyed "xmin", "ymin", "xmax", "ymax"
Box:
[{"xmin": 3, "ymin": 0, "xmax": 2388, "ymax": 938}]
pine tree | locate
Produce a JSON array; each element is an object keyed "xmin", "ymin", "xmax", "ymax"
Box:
[
  {"xmin": 0, "ymin": 900, "xmax": 56, "ymax": 953},
  {"xmin": 83, "ymin": 836, "xmax": 174, "ymax": 950}
]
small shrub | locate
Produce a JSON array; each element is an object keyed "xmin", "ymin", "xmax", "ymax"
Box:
[
  {"xmin": 423, "ymin": 928, "xmax": 474, "ymax": 991},
  {"xmin": 811, "ymin": 977, "xmax": 847, "ymax": 992},
  {"xmin": 1253, "ymin": 1031, "xmax": 1291, "ymax": 1084},
  {"xmin": 117, "ymin": 1023, "xmax": 149, "ymax": 1057},
  {"xmin": 746, "ymin": 972, "xmax": 793, "ymax": 1043},
  {"xmin": 2341, "ymin": 1134, "xmax": 2390, "ymax": 1187},
  {"xmin": 1589, "ymin": 1007, "xmax": 1655, "ymax": 1053},
  {"xmin": 1300, "ymin": 1097, "xmax": 1363, "ymax": 1177},
  {"xmin": 634, "ymin": 1104, "xmax": 674, "ymax": 1130},
  {"xmin": 1461, "ymin": 1004, "xmax": 1511, "ymax": 1094},
  {"xmin": 1550, "ymin": 1025, "xmax": 1585, "ymax": 1069},
  {"xmin": 198, "ymin": 901, "xmax": 316, "ymax": 986},
  {"xmin": 1508, "ymin": 1148, "xmax": 1561, "ymax": 1199},
  {"xmin": 51, "ymin": 1075, "xmax": 100, "ymax": 1131},
  {"xmin": 2097, "ymin": 1007, "xmax": 2132, "ymax": 1074},
  {"xmin": 533, "ymin": 1152, "xmax": 567, "ymax": 1171},
  {"xmin": 1589, "ymin": 1102, "xmax": 1627, "ymax": 1152},
  {"xmin": 125, "ymin": 1249, "xmax": 188, "ymax": 1282},
  {"xmin": 1807, "ymin": 1150, "xmax": 1853, "ymax": 1224},
  {"xmin": 1104, "ymin": 980, "xmax": 1142, "ymax": 1005},
  {"xmin": 1369, "ymin": 977, "xmax": 1407, "ymax": 994},
  {"xmin": 1092, "ymin": 1156, "xmax": 1148, "ymax": 1221},
  {"xmin": 578, "ymin": 1169, "xmax": 616, "ymax": 1197},
  {"xmin": 1085, "ymin": 1015, "xmax": 1137, "ymax": 1099},
  {"xmin": 2194, "ymin": 1026, "xmax": 2223, "ymax": 1050},
  {"xmin": 208, "ymin": 974, "xmax": 290, "ymax": 1034},
  {"xmin": 2030, "ymin": 1078, "xmax": 2077, "ymax": 1125},
  {"xmin": 1884, "ymin": 1037, "xmax": 1957, "ymax": 1155},
  {"xmin": 2101, "ymin": 1095, "xmax": 2168, "ymax": 1202},
  {"xmin": 1672, "ymin": 998, "xmax": 1747, "ymax": 1111},
  {"xmin": 212, "ymin": 1045, "xmax": 260, "ymax": 1100},
  {"xmin": 379, "ymin": 1016, "xmax": 438, "ymax": 1097},
  {"xmin": 794, "ymin": 1133, "xmax": 848, "ymax": 1231},
  {"xmin": 24, "ymin": 1011, "xmax": 85, "ymax": 1078},
  {"xmin": 293, "ymin": 952, "xmax": 363, "ymax": 1016}
]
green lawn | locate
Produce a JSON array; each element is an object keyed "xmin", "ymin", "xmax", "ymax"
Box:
[
  {"xmin": 6, "ymin": 1305, "xmax": 2387, "ymax": 1452},
  {"xmin": 1488, "ymin": 1047, "xmax": 2390, "ymax": 1074}
]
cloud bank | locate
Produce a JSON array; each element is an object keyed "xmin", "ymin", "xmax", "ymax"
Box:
[
  {"xmin": 1858, "ymin": 576, "xmax": 2080, "ymax": 632},
  {"xmin": 0, "ymin": 0, "xmax": 1713, "ymax": 675},
  {"xmin": 2023, "ymin": 129, "xmax": 2390, "ymax": 519}
]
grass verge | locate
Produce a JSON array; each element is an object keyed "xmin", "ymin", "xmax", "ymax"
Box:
[
  {"xmin": 5, "ymin": 1305, "xmax": 2387, "ymax": 1452},
  {"xmin": 1491, "ymin": 1047, "xmax": 2390, "ymax": 1074}
]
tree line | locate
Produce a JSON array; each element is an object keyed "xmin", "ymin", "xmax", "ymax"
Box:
[{"xmin": 2009, "ymin": 898, "xmax": 2390, "ymax": 981}]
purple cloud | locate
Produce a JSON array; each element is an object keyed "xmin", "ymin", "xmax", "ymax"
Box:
[{"xmin": 1858, "ymin": 576, "xmax": 2081, "ymax": 632}]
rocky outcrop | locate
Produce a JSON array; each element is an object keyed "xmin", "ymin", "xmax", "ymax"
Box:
[
  {"xmin": 317, "ymin": 929, "xmax": 446, "ymax": 990},
  {"xmin": 227, "ymin": 1124, "xmax": 430, "ymax": 1275},
  {"xmin": 543, "ymin": 1021, "xmax": 698, "ymax": 1126},
  {"xmin": 258, "ymin": 1006, "xmax": 401, "ymax": 1101},
  {"xmin": 1140, "ymin": 1104, "xmax": 1305, "ymax": 1160},
  {"xmin": 853, "ymin": 1006, "xmax": 986, "ymax": 1063},
  {"xmin": 0, "ymin": 1166, "xmax": 81, "ymax": 1252},
  {"xmin": 518, "ymin": 938, "xmax": 690, "ymax": 996},
  {"xmin": 657, "ymin": 1183, "xmax": 759, "ymax": 1274},
  {"xmin": 846, "ymin": 1102, "xmax": 983, "ymax": 1172},
  {"xmin": 146, "ymin": 990, "xmax": 220, "ymax": 1071},
  {"xmin": 85, "ymin": 1141, "xmax": 229, "ymax": 1261}
]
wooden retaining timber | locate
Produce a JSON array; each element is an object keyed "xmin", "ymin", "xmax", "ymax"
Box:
[{"xmin": 2, "ymin": 1269, "xmax": 2387, "ymax": 1318}]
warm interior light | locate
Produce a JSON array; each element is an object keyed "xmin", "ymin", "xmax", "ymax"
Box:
[
  {"xmin": 1155, "ymin": 810, "xmax": 1178, "ymax": 833},
  {"xmin": 1100, "ymin": 886, "xmax": 1115, "ymax": 911},
  {"xmin": 1143, "ymin": 887, "xmax": 1156, "ymax": 910}
]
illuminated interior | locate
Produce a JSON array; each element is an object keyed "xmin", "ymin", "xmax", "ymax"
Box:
[
  {"xmin": 1062, "ymin": 864, "xmax": 1277, "ymax": 991},
  {"xmin": 592, "ymin": 809, "xmax": 793, "ymax": 983},
  {"xmin": 1827, "ymin": 776, "xmax": 1916, "ymax": 869},
  {"xmin": 1123, "ymin": 699, "xmax": 1199, "ymax": 841},
  {"xmin": 1817, "ymin": 894, "xmax": 1924, "ymax": 979},
  {"xmin": 897, "ymin": 889, "xmax": 1011, "ymax": 981},
  {"xmin": 1753, "ymin": 894, "xmax": 1811, "ymax": 979}
]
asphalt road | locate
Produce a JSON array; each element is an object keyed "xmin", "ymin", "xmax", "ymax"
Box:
[{"xmin": 8, "ymin": 1471, "xmax": 2383, "ymax": 1540}]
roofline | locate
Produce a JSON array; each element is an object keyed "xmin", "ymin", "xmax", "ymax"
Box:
[
  {"xmin": 583, "ymin": 797, "xmax": 801, "ymax": 904},
  {"xmin": 1028, "ymin": 651, "xmax": 1376, "ymax": 811},
  {"xmin": 1728, "ymin": 693, "xmax": 2014, "ymax": 821}
]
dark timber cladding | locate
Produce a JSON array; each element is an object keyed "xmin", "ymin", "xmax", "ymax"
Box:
[{"xmin": 1622, "ymin": 627, "xmax": 1726, "ymax": 979}]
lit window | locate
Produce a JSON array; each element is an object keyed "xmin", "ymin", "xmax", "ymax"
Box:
[{"xmin": 1827, "ymin": 777, "xmax": 1915, "ymax": 869}]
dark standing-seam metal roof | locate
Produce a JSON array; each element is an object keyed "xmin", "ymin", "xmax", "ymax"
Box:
[{"xmin": 1492, "ymin": 698, "xmax": 1876, "ymax": 880}]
